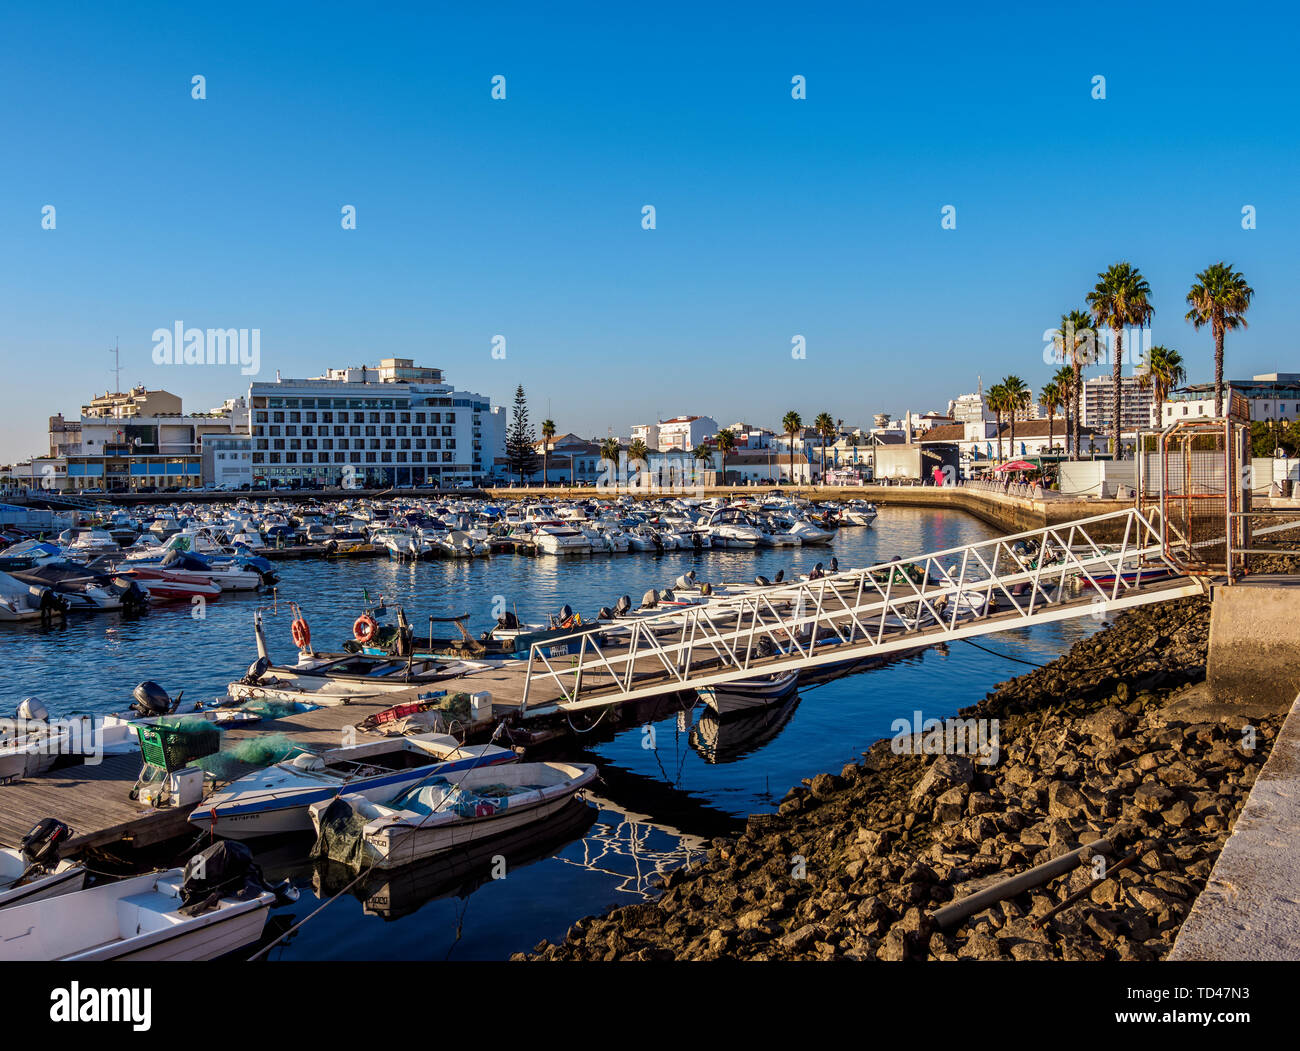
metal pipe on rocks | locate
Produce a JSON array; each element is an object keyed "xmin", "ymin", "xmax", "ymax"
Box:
[{"xmin": 932, "ymin": 837, "xmax": 1113, "ymax": 930}]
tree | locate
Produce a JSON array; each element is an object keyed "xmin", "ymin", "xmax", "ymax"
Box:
[
  {"xmin": 1054, "ymin": 309, "xmax": 1096, "ymax": 459},
  {"xmin": 1088, "ymin": 263, "xmax": 1154, "ymax": 458},
  {"xmin": 1186, "ymin": 263, "xmax": 1254, "ymax": 416},
  {"xmin": 814, "ymin": 412, "xmax": 836, "ymax": 484},
  {"xmin": 628, "ymin": 438, "xmax": 649, "ymax": 485},
  {"xmin": 540, "ymin": 419, "xmax": 556, "ymax": 488},
  {"xmin": 692, "ymin": 442, "xmax": 714, "ymax": 484},
  {"xmin": 1135, "ymin": 345, "xmax": 1186, "ymax": 428},
  {"xmin": 987, "ymin": 383, "xmax": 1008, "ymax": 462},
  {"xmin": 1040, "ymin": 381, "xmax": 1063, "ymax": 456},
  {"xmin": 506, "ymin": 386, "xmax": 539, "ymax": 484},
  {"xmin": 715, "ymin": 428, "xmax": 736, "ymax": 484},
  {"xmin": 1052, "ymin": 365, "xmax": 1075, "ymax": 454},
  {"xmin": 1000, "ymin": 375, "xmax": 1031, "ymax": 459},
  {"xmin": 781, "ymin": 411, "xmax": 802, "ymax": 484}
]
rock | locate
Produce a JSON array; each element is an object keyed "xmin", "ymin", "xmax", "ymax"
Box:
[
  {"xmin": 910, "ymin": 755, "xmax": 975, "ymax": 805},
  {"xmin": 1133, "ymin": 782, "xmax": 1175, "ymax": 813},
  {"xmin": 777, "ymin": 923, "xmax": 819, "ymax": 952},
  {"xmin": 1047, "ymin": 781, "xmax": 1089, "ymax": 820},
  {"xmin": 1079, "ymin": 706, "xmax": 1135, "ymax": 744},
  {"xmin": 933, "ymin": 786, "xmax": 968, "ymax": 823}
]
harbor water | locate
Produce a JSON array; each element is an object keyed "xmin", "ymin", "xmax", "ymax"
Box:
[{"xmin": 1, "ymin": 507, "xmax": 1100, "ymax": 960}]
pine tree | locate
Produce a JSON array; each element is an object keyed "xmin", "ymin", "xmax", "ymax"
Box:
[{"xmin": 506, "ymin": 385, "xmax": 539, "ymax": 483}]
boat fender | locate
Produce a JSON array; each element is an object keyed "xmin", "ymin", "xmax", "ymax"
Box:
[{"xmin": 291, "ymin": 617, "xmax": 313, "ymax": 649}]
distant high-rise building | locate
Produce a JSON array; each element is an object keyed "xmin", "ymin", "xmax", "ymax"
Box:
[{"xmin": 1081, "ymin": 375, "xmax": 1156, "ymax": 432}]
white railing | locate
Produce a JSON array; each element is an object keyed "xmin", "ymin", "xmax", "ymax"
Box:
[{"xmin": 521, "ymin": 508, "xmax": 1193, "ymax": 714}]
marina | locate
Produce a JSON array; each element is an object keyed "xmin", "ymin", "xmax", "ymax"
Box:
[{"xmin": 1, "ymin": 501, "xmax": 1121, "ymax": 958}]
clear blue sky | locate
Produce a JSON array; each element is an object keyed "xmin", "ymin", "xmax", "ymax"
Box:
[{"xmin": 2, "ymin": 1, "xmax": 1297, "ymax": 462}]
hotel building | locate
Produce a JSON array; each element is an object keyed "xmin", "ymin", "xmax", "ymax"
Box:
[{"xmin": 247, "ymin": 359, "xmax": 504, "ymax": 488}]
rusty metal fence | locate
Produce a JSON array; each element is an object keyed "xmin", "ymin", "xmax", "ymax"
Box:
[{"xmin": 1136, "ymin": 417, "xmax": 1250, "ymax": 577}]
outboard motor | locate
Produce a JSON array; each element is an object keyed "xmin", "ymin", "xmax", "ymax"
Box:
[
  {"xmin": 641, "ymin": 589, "xmax": 659, "ymax": 609},
  {"xmin": 774, "ymin": 570, "xmax": 784, "ymax": 583},
  {"xmin": 34, "ymin": 587, "xmax": 66, "ymax": 623},
  {"xmin": 121, "ymin": 580, "xmax": 148, "ymax": 613},
  {"xmin": 557, "ymin": 604, "xmax": 574, "ymax": 624},
  {"xmin": 754, "ymin": 575, "xmax": 770, "ymax": 587},
  {"xmin": 614, "ymin": 595, "xmax": 632, "ymax": 616},
  {"xmin": 596, "ymin": 606, "xmax": 615, "ymax": 621},
  {"xmin": 243, "ymin": 656, "xmax": 272, "ymax": 684},
  {"xmin": 829, "ymin": 557, "xmax": 838, "ymax": 573},
  {"xmin": 179, "ymin": 841, "xmax": 298, "ymax": 917},
  {"xmin": 809, "ymin": 561, "xmax": 825, "ymax": 581},
  {"xmin": 16, "ymin": 697, "xmax": 49, "ymax": 723},
  {"xmin": 161, "ymin": 549, "xmax": 182, "ymax": 566},
  {"xmin": 20, "ymin": 818, "xmax": 71, "ymax": 872},
  {"xmin": 131, "ymin": 680, "xmax": 176, "ymax": 717},
  {"xmin": 497, "ymin": 610, "xmax": 521, "ymax": 631}
]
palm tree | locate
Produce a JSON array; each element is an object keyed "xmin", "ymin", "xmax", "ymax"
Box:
[
  {"xmin": 782, "ymin": 410, "xmax": 802, "ymax": 484},
  {"xmin": 1040, "ymin": 381, "xmax": 1063, "ymax": 457},
  {"xmin": 1001, "ymin": 375, "xmax": 1031, "ymax": 459},
  {"xmin": 814, "ymin": 412, "xmax": 836, "ymax": 485},
  {"xmin": 715, "ymin": 428, "xmax": 736, "ymax": 485},
  {"xmin": 987, "ymin": 383, "xmax": 1008, "ymax": 462},
  {"xmin": 1136, "ymin": 345, "xmax": 1187, "ymax": 428},
  {"xmin": 1054, "ymin": 309, "xmax": 1095, "ymax": 459},
  {"xmin": 540, "ymin": 419, "xmax": 556, "ymax": 488},
  {"xmin": 1186, "ymin": 263, "xmax": 1254, "ymax": 416},
  {"xmin": 1052, "ymin": 365, "xmax": 1075, "ymax": 454},
  {"xmin": 599, "ymin": 436, "xmax": 620, "ymax": 480},
  {"xmin": 692, "ymin": 443, "xmax": 714, "ymax": 484},
  {"xmin": 1088, "ymin": 263, "xmax": 1154, "ymax": 458}
]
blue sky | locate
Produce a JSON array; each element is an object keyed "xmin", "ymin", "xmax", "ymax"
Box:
[{"xmin": 2, "ymin": 1, "xmax": 1297, "ymax": 462}]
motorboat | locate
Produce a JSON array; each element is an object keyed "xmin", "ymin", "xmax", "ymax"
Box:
[
  {"xmin": 530, "ymin": 522, "xmax": 592, "ymax": 555},
  {"xmin": 700, "ymin": 506, "xmax": 764, "ymax": 548},
  {"xmin": 0, "ymin": 844, "xmax": 295, "ymax": 960},
  {"xmin": 0, "ymin": 540, "xmax": 62, "ymax": 571},
  {"xmin": 193, "ymin": 732, "xmax": 518, "ymax": 838},
  {"xmin": 696, "ymin": 669, "xmax": 799, "ymax": 715},
  {"xmin": 309, "ymin": 760, "xmax": 598, "ymax": 869},
  {"xmin": 0, "ymin": 570, "xmax": 69, "ymax": 622},
  {"xmin": 0, "ymin": 821, "xmax": 85, "ymax": 910},
  {"xmin": 7, "ymin": 561, "xmax": 148, "ymax": 613}
]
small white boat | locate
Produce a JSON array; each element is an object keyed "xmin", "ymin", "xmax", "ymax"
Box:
[
  {"xmin": 310, "ymin": 760, "xmax": 598, "ymax": 869},
  {"xmin": 0, "ymin": 868, "xmax": 273, "ymax": 961},
  {"xmin": 193, "ymin": 732, "xmax": 518, "ymax": 839},
  {"xmin": 697, "ymin": 669, "xmax": 799, "ymax": 715},
  {"xmin": 0, "ymin": 824, "xmax": 86, "ymax": 911}
]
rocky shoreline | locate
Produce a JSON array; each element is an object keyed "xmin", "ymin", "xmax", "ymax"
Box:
[{"xmin": 524, "ymin": 594, "xmax": 1285, "ymax": 961}]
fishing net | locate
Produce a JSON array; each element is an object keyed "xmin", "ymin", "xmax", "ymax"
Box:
[
  {"xmin": 309, "ymin": 796, "xmax": 370, "ymax": 867},
  {"xmin": 193, "ymin": 733, "xmax": 307, "ymax": 783},
  {"xmin": 237, "ymin": 698, "xmax": 313, "ymax": 720}
]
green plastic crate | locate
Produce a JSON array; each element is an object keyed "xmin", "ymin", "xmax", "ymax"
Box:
[{"xmin": 134, "ymin": 722, "xmax": 221, "ymax": 772}]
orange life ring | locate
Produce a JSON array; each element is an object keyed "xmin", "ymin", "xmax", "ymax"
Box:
[
  {"xmin": 290, "ymin": 617, "xmax": 311, "ymax": 649},
  {"xmin": 353, "ymin": 614, "xmax": 378, "ymax": 644}
]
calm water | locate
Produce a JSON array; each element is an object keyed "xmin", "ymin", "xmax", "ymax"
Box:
[{"xmin": 1, "ymin": 507, "xmax": 1097, "ymax": 959}]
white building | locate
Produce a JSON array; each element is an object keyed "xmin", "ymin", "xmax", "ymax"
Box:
[
  {"xmin": 202, "ymin": 435, "xmax": 253, "ymax": 488},
  {"xmin": 648, "ymin": 416, "xmax": 719, "ymax": 452},
  {"xmin": 1162, "ymin": 373, "xmax": 1300, "ymax": 425},
  {"xmin": 949, "ymin": 390, "xmax": 992, "ymax": 426},
  {"xmin": 248, "ymin": 358, "xmax": 503, "ymax": 488},
  {"xmin": 629, "ymin": 423, "xmax": 660, "ymax": 449},
  {"xmin": 52, "ymin": 386, "xmax": 248, "ymax": 491}
]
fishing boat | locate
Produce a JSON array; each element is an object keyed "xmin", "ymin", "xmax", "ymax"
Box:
[
  {"xmin": 696, "ymin": 669, "xmax": 799, "ymax": 715},
  {"xmin": 0, "ymin": 844, "xmax": 295, "ymax": 960},
  {"xmin": 309, "ymin": 760, "xmax": 597, "ymax": 869},
  {"xmin": 226, "ymin": 610, "xmax": 495, "ymax": 705},
  {"xmin": 0, "ymin": 820, "xmax": 85, "ymax": 910},
  {"xmin": 193, "ymin": 732, "xmax": 517, "ymax": 839}
]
